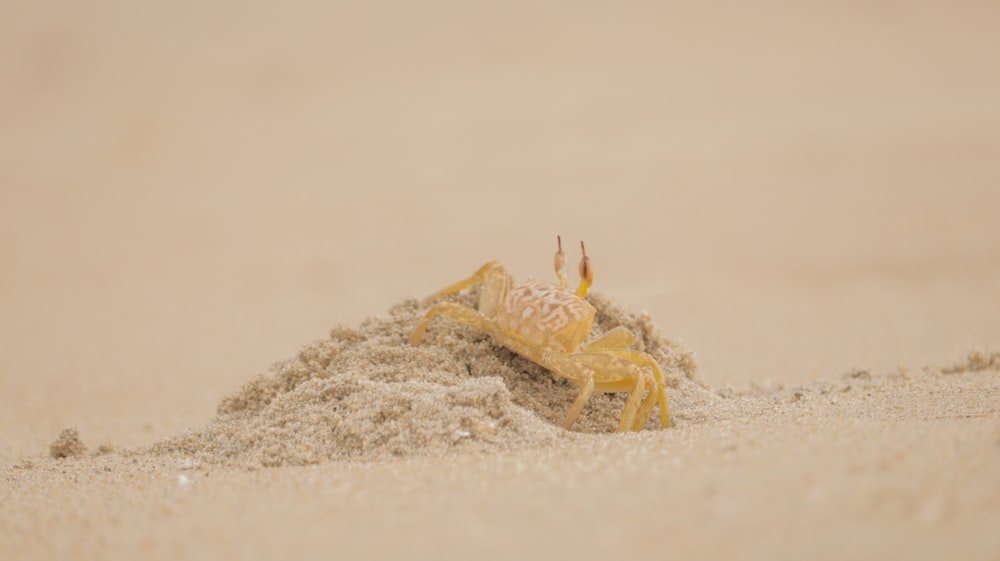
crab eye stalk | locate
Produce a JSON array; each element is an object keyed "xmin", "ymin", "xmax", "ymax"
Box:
[
  {"xmin": 576, "ymin": 240, "xmax": 593, "ymax": 297},
  {"xmin": 554, "ymin": 235, "xmax": 569, "ymax": 288}
]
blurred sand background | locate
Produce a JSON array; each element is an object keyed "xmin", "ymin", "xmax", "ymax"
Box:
[{"xmin": 2, "ymin": 1, "xmax": 999, "ymax": 559}]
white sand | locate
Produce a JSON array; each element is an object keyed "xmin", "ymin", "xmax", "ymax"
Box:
[{"xmin": 2, "ymin": 2, "xmax": 1000, "ymax": 560}]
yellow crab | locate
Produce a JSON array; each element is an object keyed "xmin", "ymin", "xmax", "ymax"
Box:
[{"xmin": 410, "ymin": 237, "xmax": 670, "ymax": 432}]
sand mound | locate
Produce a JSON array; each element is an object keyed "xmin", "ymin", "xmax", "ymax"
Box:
[
  {"xmin": 49, "ymin": 428, "xmax": 87, "ymax": 459},
  {"xmin": 150, "ymin": 291, "xmax": 707, "ymax": 467}
]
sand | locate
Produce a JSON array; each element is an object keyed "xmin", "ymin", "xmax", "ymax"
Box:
[
  {"xmin": 3, "ymin": 1, "xmax": 1000, "ymax": 560},
  {"xmin": 148, "ymin": 292, "xmax": 698, "ymax": 466}
]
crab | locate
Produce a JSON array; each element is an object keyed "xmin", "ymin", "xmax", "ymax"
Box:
[{"xmin": 409, "ymin": 237, "xmax": 670, "ymax": 432}]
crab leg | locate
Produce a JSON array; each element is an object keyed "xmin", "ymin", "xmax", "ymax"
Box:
[
  {"xmin": 592, "ymin": 349, "xmax": 670, "ymax": 429},
  {"xmin": 409, "ymin": 302, "xmax": 493, "ymax": 346},
  {"xmin": 583, "ymin": 328, "xmax": 664, "ymax": 429},
  {"xmin": 564, "ymin": 352, "xmax": 654, "ymax": 432},
  {"xmin": 420, "ymin": 261, "xmax": 501, "ymax": 307},
  {"xmin": 581, "ymin": 326, "xmax": 635, "ymax": 351},
  {"xmin": 564, "ymin": 373, "xmax": 596, "ymax": 430},
  {"xmin": 632, "ymin": 371, "xmax": 659, "ymax": 431},
  {"xmin": 539, "ymin": 350, "xmax": 597, "ymax": 429}
]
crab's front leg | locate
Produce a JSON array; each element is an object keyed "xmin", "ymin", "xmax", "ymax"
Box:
[
  {"xmin": 581, "ymin": 328, "xmax": 669, "ymax": 429},
  {"xmin": 592, "ymin": 349, "xmax": 669, "ymax": 429},
  {"xmin": 575, "ymin": 353, "xmax": 654, "ymax": 432},
  {"xmin": 542, "ymin": 351, "xmax": 653, "ymax": 432},
  {"xmin": 581, "ymin": 326, "xmax": 635, "ymax": 352},
  {"xmin": 539, "ymin": 350, "xmax": 596, "ymax": 429}
]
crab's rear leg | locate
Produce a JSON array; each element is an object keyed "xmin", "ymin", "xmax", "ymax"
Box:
[
  {"xmin": 409, "ymin": 302, "xmax": 493, "ymax": 346},
  {"xmin": 419, "ymin": 261, "xmax": 508, "ymax": 310}
]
